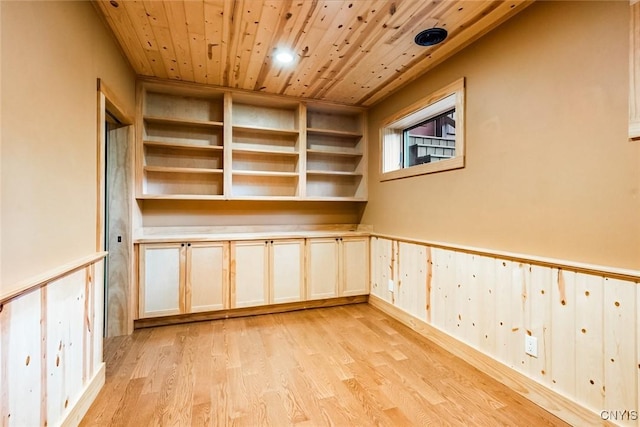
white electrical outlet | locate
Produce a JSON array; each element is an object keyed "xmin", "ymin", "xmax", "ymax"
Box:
[
  {"xmin": 388, "ymin": 279, "xmax": 394, "ymax": 292},
  {"xmin": 525, "ymin": 335, "xmax": 538, "ymax": 357}
]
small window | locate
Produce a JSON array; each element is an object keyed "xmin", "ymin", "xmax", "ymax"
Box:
[{"xmin": 380, "ymin": 78, "xmax": 465, "ymax": 180}]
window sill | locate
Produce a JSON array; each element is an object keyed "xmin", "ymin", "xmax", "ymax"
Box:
[{"xmin": 379, "ymin": 156, "xmax": 464, "ymax": 181}]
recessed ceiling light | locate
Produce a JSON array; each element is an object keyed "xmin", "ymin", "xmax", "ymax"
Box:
[
  {"xmin": 414, "ymin": 28, "xmax": 448, "ymax": 47},
  {"xmin": 274, "ymin": 49, "xmax": 295, "ymax": 64}
]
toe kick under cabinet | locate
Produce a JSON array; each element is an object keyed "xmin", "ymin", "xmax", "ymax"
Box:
[{"xmin": 137, "ymin": 235, "xmax": 370, "ymax": 320}]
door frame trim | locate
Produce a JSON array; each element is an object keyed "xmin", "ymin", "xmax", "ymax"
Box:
[{"xmin": 96, "ymin": 78, "xmax": 134, "ymax": 335}]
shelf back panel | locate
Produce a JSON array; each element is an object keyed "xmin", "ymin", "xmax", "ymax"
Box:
[
  {"xmin": 307, "ymin": 153, "xmax": 362, "ymax": 173},
  {"xmin": 144, "ymin": 146, "xmax": 223, "ymax": 169},
  {"xmin": 144, "ymin": 122, "xmax": 223, "ymax": 147},
  {"xmin": 307, "ymin": 110, "xmax": 362, "ymax": 133},
  {"xmin": 144, "ymin": 171, "xmax": 223, "ymax": 196},
  {"xmin": 232, "ymin": 103, "xmax": 298, "ymax": 130},
  {"xmin": 307, "ymin": 133, "xmax": 362, "ymax": 153},
  {"xmin": 233, "ymin": 129, "xmax": 298, "ymax": 152},
  {"xmin": 232, "ymin": 175, "xmax": 299, "ymax": 197},
  {"xmin": 145, "ymin": 92, "xmax": 224, "ymax": 122},
  {"xmin": 232, "ymin": 152, "xmax": 298, "ymax": 173},
  {"xmin": 306, "ymin": 175, "xmax": 364, "ymax": 198}
]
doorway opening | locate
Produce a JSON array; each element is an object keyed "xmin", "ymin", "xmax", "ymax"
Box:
[{"xmin": 97, "ymin": 79, "xmax": 134, "ymax": 337}]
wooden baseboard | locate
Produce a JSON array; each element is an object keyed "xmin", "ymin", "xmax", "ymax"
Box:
[
  {"xmin": 60, "ymin": 362, "xmax": 106, "ymax": 427},
  {"xmin": 367, "ymin": 295, "xmax": 605, "ymax": 427},
  {"xmin": 134, "ymin": 295, "xmax": 369, "ymax": 329}
]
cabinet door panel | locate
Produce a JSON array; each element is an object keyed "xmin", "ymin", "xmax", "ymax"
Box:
[
  {"xmin": 341, "ymin": 238, "xmax": 370, "ymax": 296},
  {"xmin": 187, "ymin": 243, "xmax": 229, "ymax": 313},
  {"xmin": 307, "ymin": 239, "xmax": 339, "ymax": 300},
  {"xmin": 231, "ymin": 241, "xmax": 268, "ymax": 308},
  {"xmin": 140, "ymin": 244, "xmax": 183, "ymax": 317},
  {"xmin": 272, "ymin": 240, "xmax": 304, "ymax": 303}
]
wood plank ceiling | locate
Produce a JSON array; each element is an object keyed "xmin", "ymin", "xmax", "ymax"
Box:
[{"xmin": 95, "ymin": 0, "xmax": 532, "ymax": 107}]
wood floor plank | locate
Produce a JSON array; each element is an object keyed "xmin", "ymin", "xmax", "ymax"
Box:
[{"xmin": 81, "ymin": 303, "xmax": 570, "ymax": 426}]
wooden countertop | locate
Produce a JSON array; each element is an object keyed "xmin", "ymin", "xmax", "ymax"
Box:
[{"xmin": 135, "ymin": 227, "xmax": 371, "ymax": 244}]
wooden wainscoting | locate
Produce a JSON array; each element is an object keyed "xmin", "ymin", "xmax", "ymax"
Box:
[
  {"xmin": 370, "ymin": 235, "xmax": 640, "ymax": 427},
  {"xmin": 0, "ymin": 253, "xmax": 106, "ymax": 427}
]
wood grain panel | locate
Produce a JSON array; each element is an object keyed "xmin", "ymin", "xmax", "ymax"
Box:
[
  {"xmin": 603, "ymin": 277, "xmax": 637, "ymax": 424},
  {"xmin": 527, "ymin": 264, "xmax": 551, "ymax": 385},
  {"xmin": 139, "ymin": 244, "xmax": 183, "ymax": 317},
  {"xmin": 0, "ymin": 257, "xmax": 104, "ymax": 427},
  {"xmin": 574, "ymin": 273, "xmax": 605, "ymax": 412},
  {"xmin": 550, "ymin": 269, "xmax": 576, "ymax": 398},
  {"xmin": 477, "ymin": 255, "xmax": 496, "ymax": 356},
  {"xmin": 2, "ymin": 291, "xmax": 42, "ymax": 426},
  {"xmin": 46, "ymin": 269, "xmax": 87, "ymax": 423},
  {"xmin": 271, "ymin": 240, "xmax": 304, "ymax": 303},
  {"xmin": 493, "ymin": 258, "xmax": 513, "ymax": 365},
  {"xmin": 508, "ymin": 262, "xmax": 528, "ymax": 371},
  {"xmin": 430, "ymin": 247, "xmax": 452, "ymax": 332},
  {"xmin": 230, "ymin": 241, "xmax": 269, "ymax": 308},
  {"xmin": 306, "ymin": 238, "xmax": 339, "ymax": 300},
  {"xmin": 186, "ymin": 242, "xmax": 228, "ymax": 312},
  {"xmin": 630, "ymin": 1, "xmax": 640, "ymax": 139},
  {"xmin": 370, "ymin": 236, "xmax": 640, "ymax": 426},
  {"xmin": 106, "ymin": 125, "xmax": 133, "ymax": 338},
  {"xmin": 93, "ymin": 0, "xmax": 532, "ymax": 106},
  {"xmin": 341, "ymin": 237, "xmax": 370, "ymax": 297},
  {"xmin": 369, "ymin": 236, "xmax": 393, "ymax": 302},
  {"xmin": 396, "ymin": 242, "xmax": 424, "ymax": 317}
]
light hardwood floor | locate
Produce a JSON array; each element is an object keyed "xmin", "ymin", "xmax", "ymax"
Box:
[{"xmin": 81, "ymin": 303, "xmax": 569, "ymax": 426}]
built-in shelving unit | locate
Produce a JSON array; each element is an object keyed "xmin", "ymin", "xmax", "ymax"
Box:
[
  {"xmin": 139, "ymin": 86, "xmax": 226, "ymax": 199},
  {"xmin": 306, "ymin": 105, "xmax": 366, "ymax": 200},
  {"xmin": 230, "ymin": 95, "xmax": 302, "ymax": 199},
  {"xmin": 136, "ymin": 79, "xmax": 367, "ymax": 201}
]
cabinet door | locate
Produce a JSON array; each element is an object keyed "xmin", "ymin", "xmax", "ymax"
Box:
[
  {"xmin": 341, "ymin": 237, "xmax": 370, "ymax": 296},
  {"xmin": 139, "ymin": 243, "xmax": 184, "ymax": 318},
  {"xmin": 186, "ymin": 242, "xmax": 229, "ymax": 313},
  {"xmin": 307, "ymin": 238, "xmax": 339, "ymax": 300},
  {"xmin": 231, "ymin": 241, "xmax": 269, "ymax": 308},
  {"xmin": 271, "ymin": 240, "xmax": 304, "ymax": 303}
]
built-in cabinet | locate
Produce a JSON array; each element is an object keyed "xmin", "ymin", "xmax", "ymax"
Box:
[
  {"xmin": 136, "ymin": 79, "xmax": 367, "ymax": 201},
  {"xmin": 306, "ymin": 236, "xmax": 370, "ymax": 300},
  {"xmin": 137, "ymin": 235, "xmax": 367, "ymax": 320},
  {"xmin": 230, "ymin": 239, "xmax": 304, "ymax": 308},
  {"xmin": 271, "ymin": 240, "xmax": 305, "ymax": 303},
  {"xmin": 139, "ymin": 242, "xmax": 229, "ymax": 318}
]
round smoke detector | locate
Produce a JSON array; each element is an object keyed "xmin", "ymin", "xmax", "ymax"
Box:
[{"xmin": 414, "ymin": 28, "xmax": 448, "ymax": 47}]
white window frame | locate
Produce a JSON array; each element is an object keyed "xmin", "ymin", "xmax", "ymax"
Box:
[{"xmin": 380, "ymin": 77, "xmax": 465, "ymax": 181}]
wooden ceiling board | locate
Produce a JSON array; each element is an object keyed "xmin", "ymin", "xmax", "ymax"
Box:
[
  {"xmin": 309, "ymin": 0, "xmax": 454, "ymax": 103},
  {"xmin": 272, "ymin": 0, "xmax": 323, "ymax": 94},
  {"xmin": 94, "ymin": 0, "xmax": 533, "ymax": 107},
  {"xmin": 119, "ymin": 1, "xmax": 169, "ymax": 79},
  {"xmin": 244, "ymin": 1, "xmax": 285, "ymax": 91},
  {"xmin": 303, "ymin": 0, "xmax": 391, "ymax": 100},
  {"xmin": 294, "ymin": 0, "xmax": 395, "ymax": 100},
  {"xmin": 143, "ymin": 1, "xmax": 184, "ymax": 80},
  {"xmin": 360, "ymin": 0, "xmax": 530, "ymax": 105},
  {"xmin": 164, "ymin": 1, "xmax": 196, "ymax": 82},
  {"xmin": 95, "ymin": 0, "xmax": 155, "ymax": 76},
  {"xmin": 330, "ymin": 0, "xmax": 486, "ymax": 104},
  {"xmin": 183, "ymin": 0, "xmax": 208, "ymax": 83},
  {"xmin": 283, "ymin": 1, "xmax": 360, "ymax": 98}
]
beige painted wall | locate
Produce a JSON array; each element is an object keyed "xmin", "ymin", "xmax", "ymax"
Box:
[
  {"xmin": 362, "ymin": 1, "xmax": 640, "ymax": 270},
  {"xmin": 1, "ymin": 1, "xmax": 135, "ymax": 292},
  {"xmin": 141, "ymin": 200, "xmax": 365, "ymax": 228}
]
